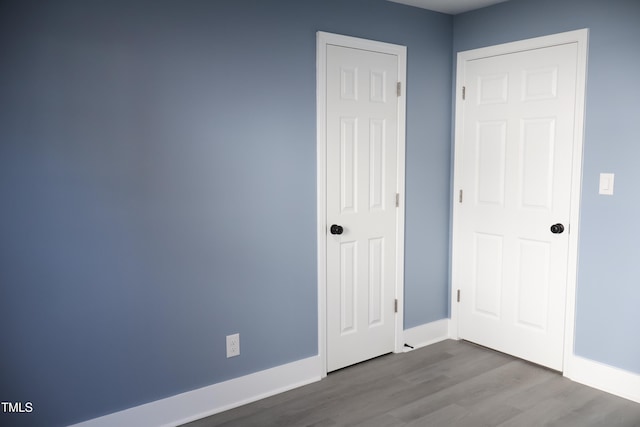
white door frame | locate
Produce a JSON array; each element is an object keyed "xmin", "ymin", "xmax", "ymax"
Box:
[
  {"xmin": 450, "ymin": 29, "xmax": 589, "ymax": 374},
  {"xmin": 316, "ymin": 31, "xmax": 407, "ymax": 377}
]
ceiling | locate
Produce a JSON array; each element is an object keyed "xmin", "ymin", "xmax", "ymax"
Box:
[{"xmin": 387, "ymin": 0, "xmax": 510, "ymax": 15}]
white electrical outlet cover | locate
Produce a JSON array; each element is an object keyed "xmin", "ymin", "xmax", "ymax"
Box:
[{"xmin": 226, "ymin": 333, "xmax": 240, "ymax": 358}]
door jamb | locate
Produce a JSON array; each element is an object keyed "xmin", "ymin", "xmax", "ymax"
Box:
[
  {"xmin": 316, "ymin": 31, "xmax": 407, "ymax": 377},
  {"xmin": 450, "ymin": 29, "xmax": 589, "ymax": 375}
]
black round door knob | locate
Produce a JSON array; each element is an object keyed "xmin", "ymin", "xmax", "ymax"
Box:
[
  {"xmin": 550, "ymin": 223, "xmax": 565, "ymax": 234},
  {"xmin": 330, "ymin": 224, "xmax": 344, "ymax": 235}
]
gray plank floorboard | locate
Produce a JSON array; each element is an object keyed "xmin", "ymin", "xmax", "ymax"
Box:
[{"xmin": 182, "ymin": 340, "xmax": 640, "ymax": 427}]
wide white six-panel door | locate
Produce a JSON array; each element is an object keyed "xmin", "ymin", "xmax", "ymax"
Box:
[
  {"xmin": 326, "ymin": 45, "xmax": 398, "ymax": 372},
  {"xmin": 458, "ymin": 43, "xmax": 579, "ymax": 371}
]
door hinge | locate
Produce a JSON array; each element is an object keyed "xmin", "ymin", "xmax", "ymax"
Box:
[
  {"xmin": 459, "ymin": 189, "xmax": 463, "ymax": 203},
  {"xmin": 395, "ymin": 193, "xmax": 400, "ymax": 207},
  {"xmin": 397, "ymin": 82, "xmax": 401, "ymax": 97},
  {"xmin": 457, "ymin": 289, "xmax": 461, "ymax": 303},
  {"xmin": 394, "ymin": 299, "xmax": 398, "ymax": 313},
  {"xmin": 462, "ymin": 86, "xmax": 466, "ymax": 100}
]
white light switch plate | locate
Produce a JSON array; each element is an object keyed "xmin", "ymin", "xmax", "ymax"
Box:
[{"xmin": 599, "ymin": 173, "xmax": 614, "ymax": 195}]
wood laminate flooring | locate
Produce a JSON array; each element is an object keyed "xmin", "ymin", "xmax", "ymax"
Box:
[{"xmin": 182, "ymin": 340, "xmax": 640, "ymax": 427}]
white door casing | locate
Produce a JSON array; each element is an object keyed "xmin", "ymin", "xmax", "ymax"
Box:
[
  {"xmin": 317, "ymin": 32, "xmax": 407, "ymax": 375},
  {"xmin": 451, "ymin": 30, "xmax": 588, "ymax": 372}
]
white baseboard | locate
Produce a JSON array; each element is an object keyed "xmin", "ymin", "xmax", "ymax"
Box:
[
  {"xmin": 402, "ymin": 319, "xmax": 450, "ymax": 351},
  {"xmin": 69, "ymin": 356, "xmax": 322, "ymax": 427},
  {"xmin": 565, "ymin": 355, "xmax": 640, "ymax": 404}
]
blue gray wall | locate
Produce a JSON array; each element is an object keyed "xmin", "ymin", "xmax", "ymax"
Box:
[
  {"xmin": 454, "ymin": 0, "xmax": 640, "ymax": 374},
  {"xmin": 0, "ymin": 0, "xmax": 452, "ymax": 425}
]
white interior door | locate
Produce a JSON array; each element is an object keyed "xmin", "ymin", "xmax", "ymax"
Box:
[
  {"xmin": 325, "ymin": 44, "xmax": 399, "ymax": 372},
  {"xmin": 455, "ymin": 42, "xmax": 580, "ymax": 371}
]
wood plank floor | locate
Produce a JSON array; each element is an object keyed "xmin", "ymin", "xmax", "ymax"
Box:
[{"xmin": 182, "ymin": 340, "xmax": 640, "ymax": 427}]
